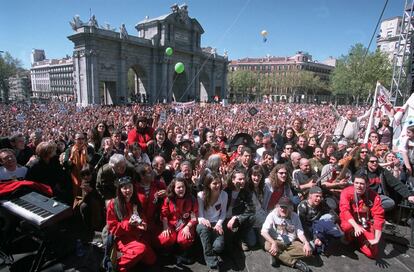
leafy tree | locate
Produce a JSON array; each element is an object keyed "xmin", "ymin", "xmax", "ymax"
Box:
[
  {"xmin": 0, "ymin": 51, "xmax": 23, "ymax": 102},
  {"xmin": 330, "ymin": 43, "xmax": 392, "ymax": 103}
]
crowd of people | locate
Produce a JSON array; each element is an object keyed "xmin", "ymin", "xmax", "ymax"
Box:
[{"xmin": 0, "ymin": 100, "xmax": 413, "ymax": 272}]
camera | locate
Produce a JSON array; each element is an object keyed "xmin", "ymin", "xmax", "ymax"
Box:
[
  {"xmin": 131, "ymin": 214, "xmax": 142, "ymax": 225},
  {"xmin": 360, "ymin": 217, "xmax": 368, "ymax": 229}
]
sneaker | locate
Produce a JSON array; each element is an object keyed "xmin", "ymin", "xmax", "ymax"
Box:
[
  {"xmin": 293, "ymin": 260, "xmax": 311, "ymax": 272},
  {"xmin": 176, "ymin": 254, "xmax": 194, "ymax": 266},
  {"xmin": 384, "ymin": 221, "xmax": 396, "ymax": 231},
  {"xmin": 241, "ymin": 242, "xmax": 250, "ymax": 251},
  {"xmin": 270, "ymin": 256, "xmax": 280, "ymax": 268}
]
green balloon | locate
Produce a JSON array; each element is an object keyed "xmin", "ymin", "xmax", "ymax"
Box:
[
  {"xmin": 175, "ymin": 62, "xmax": 185, "ymax": 74},
  {"xmin": 165, "ymin": 47, "xmax": 173, "ymax": 56}
]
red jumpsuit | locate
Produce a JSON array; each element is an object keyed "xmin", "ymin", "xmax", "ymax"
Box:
[
  {"xmin": 158, "ymin": 196, "xmax": 199, "ymax": 249},
  {"xmin": 127, "ymin": 127, "xmax": 154, "ymax": 153},
  {"xmin": 135, "ymin": 180, "xmax": 166, "ymax": 248},
  {"xmin": 106, "ymin": 199, "xmax": 156, "ymax": 272},
  {"xmin": 339, "ymin": 186, "xmax": 384, "ymax": 259}
]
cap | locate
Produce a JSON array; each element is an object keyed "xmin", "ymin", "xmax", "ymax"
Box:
[
  {"xmin": 278, "ymin": 197, "xmax": 292, "ymax": 208},
  {"xmin": 116, "ymin": 176, "xmax": 133, "ymax": 187},
  {"xmin": 309, "ymin": 186, "xmax": 323, "ymax": 195}
]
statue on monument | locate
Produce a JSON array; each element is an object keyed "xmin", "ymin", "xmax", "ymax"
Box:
[
  {"xmin": 69, "ymin": 15, "xmax": 84, "ymax": 31},
  {"xmin": 88, "ymin": 15, "xmax": 98, "ymax": 27},
  {"xmin": 171, "ymin": 3, "xmax": 179, "ymax": 13},
  {"xmin": 120, "ymin": 24, "xmax": 128, "ymax": 39}
]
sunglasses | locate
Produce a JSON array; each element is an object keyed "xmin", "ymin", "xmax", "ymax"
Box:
[{"xmin": 369, "ymin": 160, "xmax": 378, "ymax": 163}]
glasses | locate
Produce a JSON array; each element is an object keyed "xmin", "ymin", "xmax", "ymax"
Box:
[
  {"xmin": 360, "ymin": 151, "xmax": 368, "ymax": 154},
  {"xmin": 369, "ymin": 160, "xmax": 378, "ymax": 163}
]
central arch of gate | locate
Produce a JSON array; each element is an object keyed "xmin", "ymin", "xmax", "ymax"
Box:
[{"xmin": 68, "ymin": 4, "xmax": 228, "ymax": 106}]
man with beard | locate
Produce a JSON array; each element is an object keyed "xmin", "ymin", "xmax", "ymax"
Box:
[
  {"xmin": 135, "ymin": 162, "xmax": 167, "ymax": 248},
  {"xmin": 261, "ymin": 197, "xmax": 312, "ymax": 271},
  {"xmin": 339, "ymin": 172, "xmax": 384, "ymax": 259},
  {"xmin": 297, "ymin": 186, "xmax": 343, "ymax": 254},
  {"xmin": 127, "ymin": 116, "xmax": 155, "ymax": 153},
  {"xmin": 295, "ymin": 136, "xmax": 313, "ymax": 159},
  {"xmin": 152, "ymin": 155, "xmax": 174, "ymax": 186}
]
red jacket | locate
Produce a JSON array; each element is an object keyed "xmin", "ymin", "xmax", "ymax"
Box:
[
  {"xmin": 135, "ymin": 181, "xmax": 166, "ymax": 227},
  {"xmin": 127, "ymin": 127, "xmax": 154, "ymax": 153},
  {"xmin": 106, "ymin": 200, "xmax": 146, "ymax": 239},
  {"xmin": 161, "ymin": 196, "xmax": 198, "ymax": 230},
  {"xmin": 339, "ymin": 186, "xmax": 384, "ymax": 231}
]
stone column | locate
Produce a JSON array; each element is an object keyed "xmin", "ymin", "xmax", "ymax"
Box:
[
  {"xmin": 160, "ymin": 58, "xmax": 168, "ymax": 103},
  {"xmin": 73, "ymin": 50, "xmax": 83, "ymax": 106},
  {"xmin": 119, "ymin": 47, "xmax": 128, "ymax": 104},
  {"xmin": 88, "ymin": 49, "xmax": 100, "ymax": 104},
  {"xmin": 221, "ymin": 62, "xmax": 227, "ymax": 99},
  {"xmin": 210, "ymin": 61, "xmax": 216, "ymax": 102}
]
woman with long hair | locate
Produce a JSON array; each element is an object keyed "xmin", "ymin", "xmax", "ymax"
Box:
[
  {"xmin": 106, "ymin": 176, "xmax": 156, "ymax": 271},
  {"xmin": 282, "ymin": 127, "xmax": 297, "ymax": 145},
  {"xmin": 381, "ymin": 151, "xmax": 402, "ymax": 179},
  {"xmin": 246, "ymin": 165, "xmax": 267, "ymax": 245},
  {"xmin": 263, "ymin": 164, "xmax": 296, "ymax": 212},
  {"xmin": 90, "ymin": 121, "xmax": 111, "ymax": 152},
  {"xmin": 147, "ymin": 128, "xmax": 175, "ymax": 162},
  {"xmin": 159, "ymin": 177, "xmax": 199, "ymax": 265},
  {"xmin": 196, "ymin": 172, "xmax": 227, "ymax": 270}
]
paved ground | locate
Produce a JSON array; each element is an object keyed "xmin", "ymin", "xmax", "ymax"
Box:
[{"xmin": 1, "ymin": 225, "xmax": 414, "ymax": 272}]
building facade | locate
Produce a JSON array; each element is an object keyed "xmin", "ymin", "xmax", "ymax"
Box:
[
  {"xmin": 228, "ymin": 51, "xmax": 335, "ymax": 102},
  {"xmin": 8, "ymin": 72, "xmax": 31, "ymax": 101},
  {"xmin": 376, "ymin": 16, "xmax": 402, "ymax": 62},
  {"xmin": 30, "ymin": 54, "xmax": 75, "ymax": 101},
  {"xmin": 67, "ymin": 4, "xmax": 228, "ymax": 106}
]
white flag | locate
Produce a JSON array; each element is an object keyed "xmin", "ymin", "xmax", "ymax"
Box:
[{"xmin": 393, "ymin": 92, "xmax": 414, "ymax": 151}]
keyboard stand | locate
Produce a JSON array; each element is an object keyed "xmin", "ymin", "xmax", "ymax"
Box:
[{"xmin": 30, "ymin": 240, "xmax": 47, "ymax": 272}]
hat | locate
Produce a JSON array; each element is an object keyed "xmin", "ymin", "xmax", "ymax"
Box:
[
  {"xmin": 309, "ymin": 186, "xmax": 323, "ymax": 195},
  {"xmin": 116, "ymin": 176, "xmax": 133, "ymax": 187},
  {"xmin": 277, "ymin": 197, "xmax": 292, "ymax": 208},
  {"xmin": 338, "ymin": 139, "xmax": 348, "ymax": 146}
]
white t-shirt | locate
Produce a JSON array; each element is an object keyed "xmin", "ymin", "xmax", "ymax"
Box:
[
  {"xmin": 261, "ymin": 209, "xmax": 304, "ymax": 244},
  {"xmin": 197, "ymin": 190, "xmax": 228, "ymax": 226},
  {"xmin": 0, "ymin": 166, "xmax": 28, "ymax": 182}
]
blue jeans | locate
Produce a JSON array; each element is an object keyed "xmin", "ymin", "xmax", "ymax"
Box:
[{"xmin": 196, "ymin": 223, "xmax": 225, "ymax": 268}]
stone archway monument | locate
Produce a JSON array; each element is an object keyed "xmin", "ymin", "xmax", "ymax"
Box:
[{"xmin": 68, "ymin": 4, "xmax": 228, "ymax": 106}]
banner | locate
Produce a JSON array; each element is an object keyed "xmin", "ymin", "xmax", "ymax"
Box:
[
  {"xmin": 375, "ymin": 82, "xmax": 394, "ymax": 125},
  {"xmin": 393, "ymin": 93, "xmax": 414, "ymax": 151}
]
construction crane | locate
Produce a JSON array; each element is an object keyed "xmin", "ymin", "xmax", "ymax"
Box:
[{"xmin": 390, "ymin": 0, "xmax": 414, "ymax": 106}]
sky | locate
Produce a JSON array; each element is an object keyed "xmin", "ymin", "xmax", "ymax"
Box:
[{"xmin": 0, "ymin": 0, "xmax": 405, "ymax": 68}]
